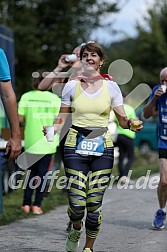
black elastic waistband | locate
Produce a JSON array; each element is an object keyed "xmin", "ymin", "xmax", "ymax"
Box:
[{"xmin": 71, "ymin": 125, "xmax": 107, "ymax": 138}]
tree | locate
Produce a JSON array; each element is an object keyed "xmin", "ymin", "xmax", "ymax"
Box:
[
  {"xmin": 129, "ymin": 0, "xmax": 167, "ymax": 88},
  {"xmin": 106, "ymin": 0, "xmax": 167, "ymax": 96},
  {"xmin": 0, "ymin": 0, "xmax": 123, "ymax": 99}
]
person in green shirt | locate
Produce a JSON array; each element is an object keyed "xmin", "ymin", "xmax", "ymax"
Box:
[
  {"xmin": 18, "ymin": 69, "xmax": 61, "ymax": 214},
  {"xmin": 115, "ymin": 102, "xmax": 137, "ymax": 182}
]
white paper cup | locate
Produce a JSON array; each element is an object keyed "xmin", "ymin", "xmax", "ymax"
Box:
[
  {"xmin": 46, "ymin": 126, "xmax": 54, "ymax": 142},
  {"xmin": 161, "ymin": 85, "xmax": 167, "ymax": 93},
  {"xmin": 65, "ymin": 54, "xmax": 77, "ymax": 63}
]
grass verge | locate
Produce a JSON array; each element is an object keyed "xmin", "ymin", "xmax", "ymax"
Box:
[
  {"xmin": 0, "ymin": 168, "xmax": 68, "ymax": 226},
  {"xmin": 111, "ymin": 149, "xmax": 159, "ymax": 184}
]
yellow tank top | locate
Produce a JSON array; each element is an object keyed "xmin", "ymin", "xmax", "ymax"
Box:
[
  {"xmin": 71, "ymin": 80, "xmax": 111, "ymax": 127},
  {"xmin": 65, "ymin": 80, "xmax": 113, "ymax": 148}
]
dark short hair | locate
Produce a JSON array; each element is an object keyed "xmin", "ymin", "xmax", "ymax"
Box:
[
  {"xmin": 80, "ymin": 42, "xmax": 105, "ymax": 61},
  {"xmin": 32, "ymin": 69, "xmax": 45, "ymax": 89}
]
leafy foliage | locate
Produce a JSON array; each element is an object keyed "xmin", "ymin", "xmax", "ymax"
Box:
[
  {"xmin": 2, "ymin": 0, "xmax": 167, "ymax": 98},
  {"xmin": 129, "ymin": 0, "xmax": 167, "ymax": 89},
  {"xmin": 0, "ymin": 0, "xmax": 120, "ymax": 99},
  {"xmin": 102, "ymin": 0, "xmax": 167, "ymax": 98}
]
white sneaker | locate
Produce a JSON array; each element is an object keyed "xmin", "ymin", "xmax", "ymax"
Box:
[
  {"xmin": 66, "ymin": 224, "xmax": 83, "ymax": 252},
  {"xmin": 83, "ymin": 248, "xmax": 93, "ymax": 252}
]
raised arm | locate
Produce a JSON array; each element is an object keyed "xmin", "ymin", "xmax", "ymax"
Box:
[
  {"xmin": 38, "ymin": 55, "xmax": 71, "ymax": 91},
  {"xmin": 143, "ymin": 86, "xmax": 164, "ymax": 119}
]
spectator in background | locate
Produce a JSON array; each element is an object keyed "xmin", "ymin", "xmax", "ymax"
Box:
[
  {"xmin": 18, "ymin": 69, "xmax": 61, "ymax": 215},
  {"xmin": 144, "ymin": 67, "xmax": 167, "ymax": 230},
  {"xmin": 0, "ymin": 48, "xmax": 21, "ymax": 160},
  {"xmin": 39, "ymin": 45, "xmax": 81, "ymax": 173},
  {"xmin": 39, "ymin": 45, "xmax": 81, "ymax": 231},
  {"xmin": 114, "ymin": 98, "xmax": 137, "ymax": 183},
  {"xmin": 38, "ymin": 46, "xmax": 81, "ymax": 92}
]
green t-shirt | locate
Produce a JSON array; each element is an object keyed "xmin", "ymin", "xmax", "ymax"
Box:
[
  {"xmin": 18, "ymin": 90, "xmax": 61, "ymax": 154},
  {"xmin": 115, "ymin": 104, "xmax": 137, "ymax": 139},
  {"xmin": 0, "ymin": 102, "xmax": 5, "ymax": 136}
]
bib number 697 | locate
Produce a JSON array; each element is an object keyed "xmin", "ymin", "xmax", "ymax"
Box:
[{"xmin": 81, "ymin": 140, "xmax": 98, "ymax": 151}]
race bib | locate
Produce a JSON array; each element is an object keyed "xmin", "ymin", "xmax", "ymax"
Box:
[
  {"xmin": 75, "ymin": 133, "xmax": 104, "ymax": 156},
  {"xmin": 160, "ymin": 123, "xmax": 167, "ymax": 140}
]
